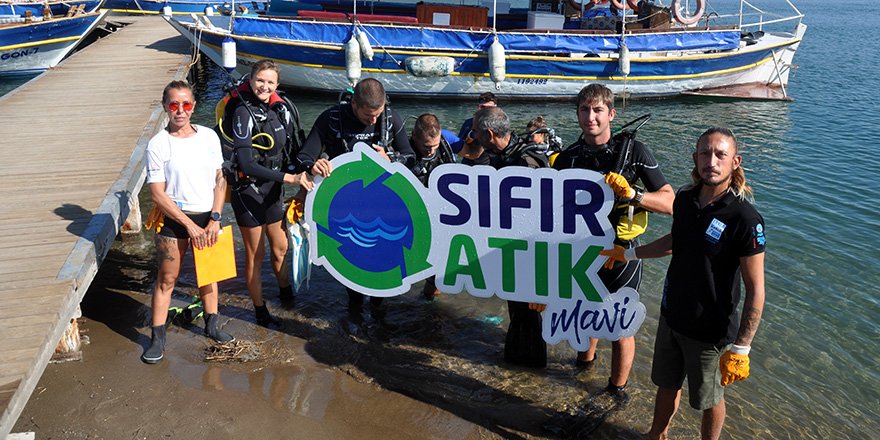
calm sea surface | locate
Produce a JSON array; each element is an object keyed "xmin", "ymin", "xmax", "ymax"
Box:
[{"xmin": 3, "ymin": 0, "xmax": 877, "ymax": 437}]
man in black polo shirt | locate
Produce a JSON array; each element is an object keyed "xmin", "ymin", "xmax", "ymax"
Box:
[{"xmin": 603, "ymin": 127, "xmax": 766, "ymax": 439}]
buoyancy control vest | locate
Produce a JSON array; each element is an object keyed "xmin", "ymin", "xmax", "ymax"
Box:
[
  {"xmin": 556, "ymin": 131, "xmax": 650, "ymax": 243},
  {"xmin": 411, "ymin": 135, "xmax": 456, "ymax": 186},
  {"xmin": 496, "ymin": 133, "xmax": 552, "ymax": 169},
  {"xmin": 215, "ymin": 81, "xmax": 305, "ymax": 185},
  {"xmin": 325, "ymin": 90, "xmax": 394, "ymax": 154}
]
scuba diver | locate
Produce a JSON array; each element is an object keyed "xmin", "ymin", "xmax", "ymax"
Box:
[
  {"xmin": 466, "ymin": 106, "xmax": 550, "ymax": 368},
  {"xmin": 296, "ymin": 78, "xmax": 415, "ymax": 313},
  {"xmin": 409, "ymin": 113, "xmax": 458, "ymax": 186},
  {"xmin": 217, "ymin": 59, "xmax": 313, "ymax": 326},
  {"xmin": 409, "ymin": 113, "xmax": 458, "ymax": 298},
  {"xmin": 525, "ymin": 115, "xmax": 564, "ymax": 155},
  {"xmin": 553, "ymin": 84, "xmax": 674, "ymax": 398}
]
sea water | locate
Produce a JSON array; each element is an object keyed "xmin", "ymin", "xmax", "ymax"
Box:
[{"xmin": 3, "ymin": 0, "xmax": 877, "ymax": 437}]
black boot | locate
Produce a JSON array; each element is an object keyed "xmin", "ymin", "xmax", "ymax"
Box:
[
  {"xmin": 142, "ymin": 325, "xmax": 166, "ymax": 364},
  {"xmin": 279, "ymin": 285, "xmax": 294, "ymax": 302},
  {"xmin": 204, "ymin": 313, "xmax": 234, "ymax": 343},
  {"xmin": 255, "ymin": 304, "xmax": 280, "ymax": 327},
  {"xmin": 604, "ymin": 378, "xmax": 629, "ymax": 402}
]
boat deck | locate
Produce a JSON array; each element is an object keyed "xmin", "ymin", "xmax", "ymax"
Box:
[{"xmin": 0, "ymin": 16, "xmax": 190, "ymax": 437}]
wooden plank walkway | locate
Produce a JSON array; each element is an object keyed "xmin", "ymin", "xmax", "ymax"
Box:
[{"xmin": 0, "ymin": 16, "xmax": 192, "ymax": 437}]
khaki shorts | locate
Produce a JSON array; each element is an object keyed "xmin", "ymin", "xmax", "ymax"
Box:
[{"xmin": 651, "ymin": 316, "xmax": 729, "ymax": 410}]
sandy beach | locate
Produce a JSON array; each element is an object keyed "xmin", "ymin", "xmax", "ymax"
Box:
[{"xmin": 12, "ymin": 236, "xmax": 649, "ymax": 440}]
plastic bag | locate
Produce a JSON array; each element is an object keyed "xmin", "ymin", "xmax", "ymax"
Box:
[{"xmin": 288, "ymin": 219, "xmax": 311, "ymax": 292}]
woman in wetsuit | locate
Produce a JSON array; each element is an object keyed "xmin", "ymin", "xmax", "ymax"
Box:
[
  {"xmin": 228, "ymin": 60, "xmax": 313, "ymax": 326},
  {"xmin": 142, "ymin": 80, "xmax": 233, "ymax": 364}
]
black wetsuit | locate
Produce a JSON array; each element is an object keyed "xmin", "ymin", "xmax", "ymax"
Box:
[
  {"xmin": 410, "ymin": 135, "xmax": 456, "ymax": 186},
  {"xmin": 552, "ymin": 136, "xmax": 669, "ymax": 294},
  {"xmin": 226, "ymin": 88, "xmax": 293, "ymax": 228},
  {"xmin": 297, "ymin": 103, "xmax": 415, "ymax": 172},
  {"xmin": 481, "ymin": 136, "xmax": 550, "ymax": 368}
]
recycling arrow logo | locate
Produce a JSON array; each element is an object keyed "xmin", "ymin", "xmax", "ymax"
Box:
[{"xmin": 307, "ymin": 143, "xmax": 432, "ymax": 296}]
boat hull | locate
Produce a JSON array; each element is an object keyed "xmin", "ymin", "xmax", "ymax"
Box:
[
  {"xmin": 167, "ymin": 15, "xmax": 806, "ymax": 99},
  {"xmin": 0, "ymin": 11, "xmax": 107, "ymax": 76},
  {"xmin": 0, "ymin": 1, "xmax": 103, "ymax": 16},
  {"xmin": 103, "ymin": 0, "xmax": 267, "ymax": 15}
]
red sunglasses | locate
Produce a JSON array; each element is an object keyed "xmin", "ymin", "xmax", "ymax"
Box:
[{"xmin": 166, "ymin": 101, "xmax": 194, "ymax": 112}]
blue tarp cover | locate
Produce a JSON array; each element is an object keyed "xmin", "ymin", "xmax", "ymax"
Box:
[{"xmin": 233, "ymin": 16, "xmax": 740, "ymax": 54}]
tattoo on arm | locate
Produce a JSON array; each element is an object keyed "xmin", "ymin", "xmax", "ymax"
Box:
[{"xmin": 737, "ymin": 306, "xmax": 763, "ymax": 346}]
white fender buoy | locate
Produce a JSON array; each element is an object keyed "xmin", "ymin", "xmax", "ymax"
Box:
[
  {"xmin": 671, "ymin": 0, "xmax": 706, "ymax": 26},
  {"xmin": 618, "ymin": 42, "xmax": 630, "ymax": 76},
  {"xmin": 404, "ymin": 56, "xmax": 455, "ymax": 77},
  {"xmin": 488, "ymin": 36, "xmax": 505, "ymax": 89},
  {"xmin": 222, "ymin": 36, "xmax": 236, "ymax": 73},
  {"xmin": 162, "ymin": 5, "xmax": 172, "ymax": 17},
  {"xmin": 345, "ymin": 36, "xmax": 362, "ymax": 85},
  {"xmin": 204, "ymin": 6, "xmax": 214, "ymax": 16},
  {"xmin": 356, "ymin": 30, "xmax": 374, "ymax": 61}
]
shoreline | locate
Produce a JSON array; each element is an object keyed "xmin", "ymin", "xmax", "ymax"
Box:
[{"xmin": 12, "ymin": 233, "xmax": 661, "ymax": 439}]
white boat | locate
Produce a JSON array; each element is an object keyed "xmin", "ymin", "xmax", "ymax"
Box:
[
  {"xmin": 166, "ymin": 0, "xmax": 806, "ymax": 100},
  {"xmin": 0, "ymin": 9, "xmax": 107, "ymax": 76}
]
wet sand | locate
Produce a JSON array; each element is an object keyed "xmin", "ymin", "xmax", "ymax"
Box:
[{"xmin": 12, "ymin": 234, "xmax": 661, "ymax": 439}]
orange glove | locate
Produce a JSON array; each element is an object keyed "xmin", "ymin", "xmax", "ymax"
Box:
[
  {"xmin": 528, "ymin": 303, "xmax": 547, "ymax": 312},
  {"xmin": 599, "ymin": 245, "xmax": 637, "ymax": 270},
  {"xmin": 605, "ymin": 172, "xmax": 635, "ymax": 200},
  {"xmin": 719, "ymin": 345, "xmax": 751, "ymax": 386}
]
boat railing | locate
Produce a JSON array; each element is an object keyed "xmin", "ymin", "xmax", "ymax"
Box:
[{"xmin": 737, "ymin": 0, "xmax": 803, "ymax": 33}]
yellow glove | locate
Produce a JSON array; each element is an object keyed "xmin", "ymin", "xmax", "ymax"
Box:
[
  {"xmin": 719, "ymin": 345, "xmax": 751, "ymax": 386},
  {"xmin": 286, "ymin": 198, "xmax": 304, "ymax": 224},
  {"xmin": 605, "ymin": 172, "xmax": 635, "ymax": 200},
  {"xmin": 144, "ymin": 206, "xmax": 165, "ymax": 233}
]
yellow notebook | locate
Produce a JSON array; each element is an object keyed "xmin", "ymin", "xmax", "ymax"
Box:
[{"xmin": 193, "ymin": 225, "xmax": 237, "ymax": 287}]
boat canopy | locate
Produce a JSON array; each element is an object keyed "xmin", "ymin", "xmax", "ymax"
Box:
[{"xmin": 233, "ymin": 17, "xmax": 741, "ymax": 54}]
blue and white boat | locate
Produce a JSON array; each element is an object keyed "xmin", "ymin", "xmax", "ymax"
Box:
[
  {"xmin": 0, "ymin": 10, "xmax": 107, "ymax": 76},
  {"xmin": 102, "ymin": 0, "xmax": 267, "ymax": 15},
  {"xmin": 166, "ymin": 0, "xmax": 806, "ymax": 100},
  {"xmin": 0, "ymin": 0, "xmax": 103, "ymax": 16}
]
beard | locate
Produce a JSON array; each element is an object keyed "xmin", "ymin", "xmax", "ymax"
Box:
[{"xmin": 701, "ymin": 173, "xmax": 731, "ymax": 188}]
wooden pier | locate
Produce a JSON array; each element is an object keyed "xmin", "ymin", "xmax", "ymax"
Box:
[{"xmin": 0, "ymin": 16, "xmax": 191, "ymax": 437}]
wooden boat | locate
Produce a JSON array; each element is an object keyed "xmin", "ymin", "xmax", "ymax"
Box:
[
  {"xmin": 0, "ymin": 9, "xmax": 107, "ymax": 76},
  {"xmin": 166, "ymin": 0, "xmax": 806, "ymax": 100}
]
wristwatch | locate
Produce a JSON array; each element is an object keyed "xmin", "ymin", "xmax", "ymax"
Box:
[
  {"xmin": 210, "ymin": 211, "xmax": 222, "ymax": 222},
  {"xmin": 631, "ymin": 187, "xmax": 645, "ymax": 206}
]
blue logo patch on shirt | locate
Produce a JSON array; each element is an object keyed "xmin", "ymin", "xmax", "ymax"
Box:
[
  {"xmin": 755, "ymin": 223, "xmax": 765, "ymax": 246},
  {"xmin": 705, "ymin": 218, "xmax": 726, "ymax": 243}
]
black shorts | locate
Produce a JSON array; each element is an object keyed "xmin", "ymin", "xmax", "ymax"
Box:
[
  {"xmin": 158, "ymin": 211, "xmax": 210, "ymax": 239},
  {"xmin": 231, "ymin": 180, "xmax": 284, "ymax": 227}
]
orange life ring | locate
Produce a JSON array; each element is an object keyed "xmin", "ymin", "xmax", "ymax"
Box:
[
  {"xmin": 610, "ymin": 0, "xmax": 640, "ymax": 11},
  {"xmin": 671, "ymin": 0, "xmax": 705, "ymax": 26}
]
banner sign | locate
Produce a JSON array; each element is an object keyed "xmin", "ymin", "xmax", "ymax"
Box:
[{"xmin": 306, "ymin": 144, "xmax": 646, "ymax": 350}]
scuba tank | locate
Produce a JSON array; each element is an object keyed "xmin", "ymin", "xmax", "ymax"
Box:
[{"xmin": 609, "ymin": 113, "xmax": 652, "ymax": 240}]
